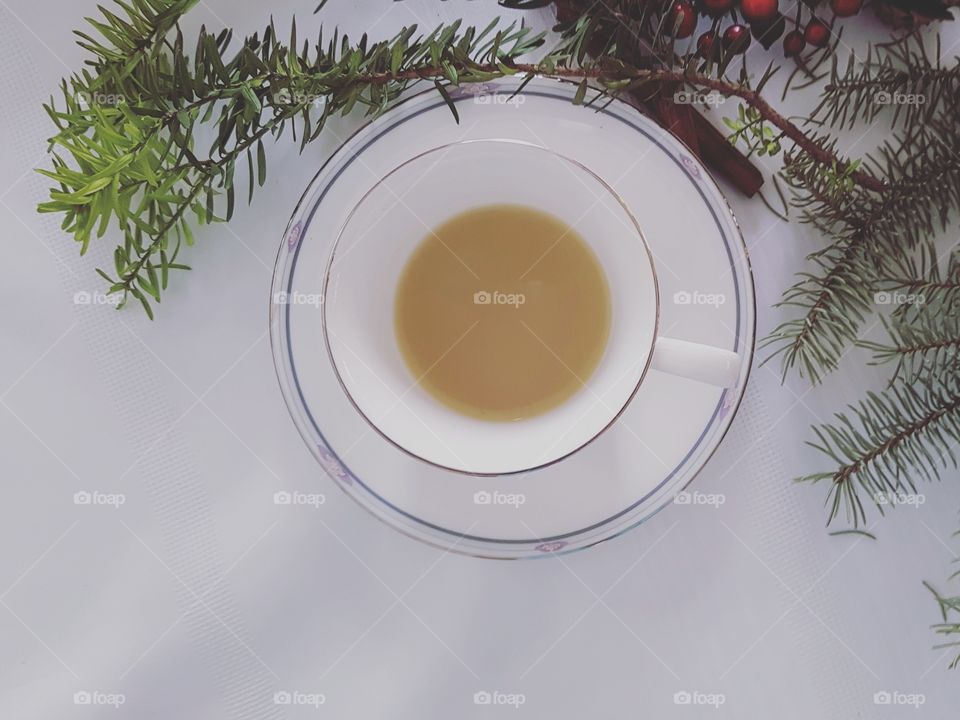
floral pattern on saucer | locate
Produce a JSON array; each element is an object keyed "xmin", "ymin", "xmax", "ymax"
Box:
[
  {"xmin": 286, "ymin": 221, "xmax": 303, "ymax": 251},
  {"xmin": 318, "ymin": 445, "xmax": 353, "ymax": 485},
  {"xmin": 535, "ymin": 541, "xmax": 567, "ymax": 553},
  {"xmin": 679, "ymin": 154, "xmax": 702, "ymax": 180}
]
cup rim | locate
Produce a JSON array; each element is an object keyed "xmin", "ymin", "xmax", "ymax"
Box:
[{"xmin": 320, "ymin": 137, "xmax": 662, "ymax": 477}]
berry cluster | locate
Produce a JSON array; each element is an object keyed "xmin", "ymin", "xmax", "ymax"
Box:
[{"xmin": 667, "ymin": 0, "xmax": 864, "ymax": 58}]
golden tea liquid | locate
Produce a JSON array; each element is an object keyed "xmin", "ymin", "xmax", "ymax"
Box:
[{"xmin": 394, "ymin": 204, "xmax": 611, "ymax": 421}]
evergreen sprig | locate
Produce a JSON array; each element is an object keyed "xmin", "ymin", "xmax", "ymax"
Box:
[
  {"xmin": 816, "ymin": 34, "xmax": 960, "ymax": 130},
  {"xmin": 863, "ymin": 308, "xmax": 960, "ymax": 384},
  {"xmin": 764, "ymin": 110, "xmax": 960, "ymax": 383},
  {"xmin": 800, "ymin": 378, "xmax": 960, "ymax": 527},
  {"xmin": 41, "ymin": 0, "xmax": 897, "ymax": 316},
  {"xmin": 38, "ymin": 2, "xmax": 550, "ymax": 315},
  {"xmin": 927, "ymin": 581, "xmax": 960, "ymax": 669},
  {"xmin": 763, "ymin": 223, "xmax": 886, "ymax": 382},
  {"xmin": 861, "ymin": 242, "xmax": 960, "ymax": 383},
  {"xmin": 883, "ymin": 244, "xmax": 960, "ymax": 310}
]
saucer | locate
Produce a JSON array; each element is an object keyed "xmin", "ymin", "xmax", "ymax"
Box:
[{"xmin": 270, "ymin": 76, "xmax": 755, "ymax": 558}]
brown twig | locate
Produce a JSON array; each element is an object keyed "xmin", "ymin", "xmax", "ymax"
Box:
[{"xmin": 362, "ymin": 63, "xmax": 887, "ymax": 193}]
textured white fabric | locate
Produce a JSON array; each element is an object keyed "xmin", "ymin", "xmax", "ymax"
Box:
[{"xmin": 2, "ymin": 1, "xmax": 960, "ymax": 718}]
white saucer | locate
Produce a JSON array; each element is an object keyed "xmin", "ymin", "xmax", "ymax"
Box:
[{"xmin": 270, "ymin": 77, "xmax": 755, "ymax": 558}]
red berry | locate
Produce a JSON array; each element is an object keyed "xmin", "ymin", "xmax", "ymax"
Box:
[
  {"xmin": 741, "ymin": 0, "xmax": 779, "ymax": 23},
  {"xmin": 830, "ymin": 0, "xmax": 862, "ymax": 17},
  {"xmin": 783, "ymin": 29, "xmax": 805, "ymax": 56},
  {"xmin": 703, "ymin": 0, "xmax": 735, "ymax": 15},
  {"xmin": 697, "ymin": 31, "xmax": 718, "ymax": 58},
  {"xmin": 723, "ymin": 23, "xmax": 751, "ymax": 53},
  {"xmin": 804, "ymin": 18, "xmax": 830, "ymax": 47},
  {"xmin": 670, "ymin": 1, "xmax": 698, "ymax": 38}
]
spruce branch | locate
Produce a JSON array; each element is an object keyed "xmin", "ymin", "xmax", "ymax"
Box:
[
  {"xmin": 816, "ymin": 34, "xmax": 960, "ymax": 130},
  {"xmin": 864, "ymin": 310, "xmax": 960, "ymax": 384},
  {"xmin": 764, "ymin": 115, "xmax": 960, "ymax": 383},
  {"xmin": 38, "ymin": 6, "xmax": 553, "ymax": 315},
  {"xmin": 763, "ymin": 228, "xmax": 888, "ymax": 383},
  {"xmin": 863, "ymin": 243, "xmax": 960, "ymax": 382},
  {"xmin": 927, "ymin": 581, "xmax": 960, "ymax": 669},
  {"xmin": 765, "ymin": 35, "xmax": 960, "ymax": 384},
  {"xmin": 800, "ymin": 378, "xmax": 960, "ymax": 527},
  {"xmin": 883, "ymin": 243, "xmax": 960, "ymax": 310},
  {"xmin": 41, "ymin": 0, "xmax": 901, "ymax": 316}
]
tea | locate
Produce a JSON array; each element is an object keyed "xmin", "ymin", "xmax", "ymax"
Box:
[{"xmin": 394, "ymin": 204, "xmax": 611, "ymax": 422}]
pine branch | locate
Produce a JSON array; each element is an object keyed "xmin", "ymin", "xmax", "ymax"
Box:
[
  {"xmin": 800, "ymin": 378, "xmax": 960, "ymax": 527},
  {"xmin": 864, "ymin": 310, "xmax": 960, "ymax": 384},
  {"xmin": 883, "ymin": 243, "xmax": 960, "ymax": 310},
  {"xmin": 38, "ymin": 8, "xmax": 553, "ymax": 315},
  {"xmin": 41, "ymin": 1, "xmax": 901, "ymax": 316},
  {"xmin": 816, "ymin": 34, "xmax": 960, "ymax": 130},
  {"xmin": 764, "ymin": 115, "xmax": 960, "ymax": 382},
  {"xmin": 763, "ymin": 228, "xmax": 889, "ymax": 383},
  {"xmin": 927, "ymin": 581, "xmax": 960, "ymax": 669}
]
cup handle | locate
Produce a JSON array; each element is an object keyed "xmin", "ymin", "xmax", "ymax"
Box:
[{"xmin": 650, "ymin": 336, "xmax": 741, "ymax": 388}]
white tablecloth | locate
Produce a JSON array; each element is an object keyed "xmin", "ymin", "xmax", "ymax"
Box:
[{"xmin": 2, "ymin": 1, "xmax": 959, "ymax": 717}]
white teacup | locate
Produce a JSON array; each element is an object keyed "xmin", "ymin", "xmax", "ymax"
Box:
[{"xmin": 323, "ymin": 139, "xmax": 740, "ymax": 475}]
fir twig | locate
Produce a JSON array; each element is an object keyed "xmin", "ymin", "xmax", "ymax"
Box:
[
  {"xmin": 926, "ymin": 581, "xmax": 960, "ymax": 670},
  {"xmin": 883, "ymin": 244, "xmax": 960, "ymax": 310},
  {"xmin": 800, "ymin": 378, "xmax": 960, "ymax": 527},
  {"xmin": 41, "ymin": 0, "xmax": 898, "ymax": 316},
  {"xmin": 863, "ymin": 308, "xmax": 960, "ymax": 384},
  {"xmin": 764, "ymin": 115, "xmax": 960, "ymax": 382},
  {"xmin": 816, "ymin": 35, "xmax": 960, "ymax": 130}
]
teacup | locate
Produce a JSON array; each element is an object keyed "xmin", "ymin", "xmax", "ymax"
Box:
[{"xmin": 322, "ymin": 139, "xmax": 740, "ymax": 475}]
